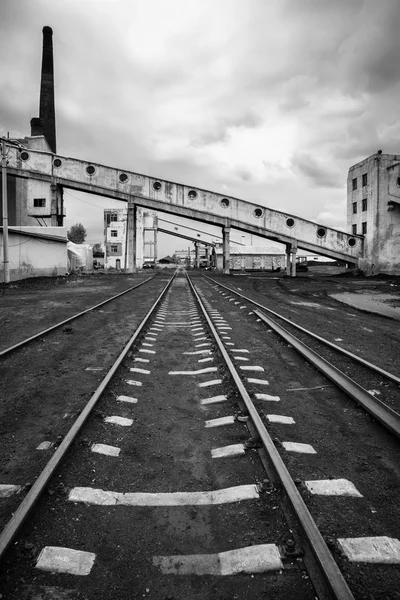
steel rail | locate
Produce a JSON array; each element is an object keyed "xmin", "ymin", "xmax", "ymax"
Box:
[
  {"xmin": 0, "ymin": 272, "xmax": 175, "ymax": 562},
  {"xmin": 188, "ymin": 275, "xmax": 355, "ymax": 600},
  {"xmin": 254, "ymin": 308, "xmax": 400, "ymax": 439},
  {"xmin": 204, "ymin": 275, "xmax": 400, "ymax": 386},
  {"xmin": 0, "ymin": 275, "xmax": 157, "ymax": 358}
]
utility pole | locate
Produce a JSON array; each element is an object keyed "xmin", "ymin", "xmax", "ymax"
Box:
[{"xmin": 1, "ymin": 138, "xmax": 10, "ymax": 283}]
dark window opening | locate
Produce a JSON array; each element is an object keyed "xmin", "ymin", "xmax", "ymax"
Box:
[
  {"xmin": 352, "ymin": 178, "xmax": 357, "ymax": 191},
  {"xmin": 106, "ymin": 213, "xmax": 118, "ymax": 225},
  {"xmin": 362, "ymin": 173, "xmax": 368, "ymax": 187},
  {"xmin": 352, "ymin": 224, "xmax": 357, "ymax": 235},
  {"xmin": 110, "ymin": 245, "xmax": 118, "ymax": 253},
  {"xmin": 33, "ymin": 198, "xmax": 46, "ymax": 207},
  {"xmin": 362, "ymin": 222, "xmax": 367, "ymax": 234},
  {"xmin": 352, "ymin": 202, "xmax": 357, "ymax": 214},
  {"xmin": 362, "ymin": 198, "xmax": 367, "ymax": 211},
  {"xmin": 111, "ymin": 230, "xmax": 117, "ymax": 237}
]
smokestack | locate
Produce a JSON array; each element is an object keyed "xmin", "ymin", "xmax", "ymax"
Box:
[{"xmin": 39, "ymin": 26, "xmax": 56, "ymax": 153}]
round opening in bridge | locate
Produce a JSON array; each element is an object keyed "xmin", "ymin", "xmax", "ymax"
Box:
[
  {"xmin": 317, "ymin": 227, "xmax": 326, "ymax": 238},
  {"xmin": 86, "ymin": 165, "xmax": 96, "ymax": 176},
  {"xmin": 254, "ymin": 208, "xmax": 263, "ymax": 218},
  {"xmin": 119, "ymin": 173, "xmax": 128, "ymax": 183},
  {"xmin": 397, "ymin": 176, "xmax": 400, "ymax": 187},
  {"xmin": 220, "ymin": 198, "xmax": 230, "ymax": 208},
  {"xmin": 188, "ymin": 190, "xmax": 197, "ymax": 199},
  {"xmin": 153, "ymin": 181, "xmax": 162, "ymax": 191},
  {"xmin": 348, "ymin": 237, "xmax": 356, "ymax": 247},
  {"xmin": 53, "ymin": 158, "xmax": 62, "ymax": 168},
  {"xmin": 20, "ymin": 151, "xmax": 30, "ymax": 161},
  {"xmin": 286, "ymin": 218, "xmax": 295, "ymax": 228}
]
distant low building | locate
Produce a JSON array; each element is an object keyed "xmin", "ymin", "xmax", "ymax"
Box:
[{"xmin": 211, "ymin": 245, "xmax": 285, "ymax": 271}]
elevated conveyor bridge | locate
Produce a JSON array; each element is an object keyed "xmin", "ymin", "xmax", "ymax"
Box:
[{"xmin": 6, "ymin": 145, "xmax": 364, "ymax": 274}]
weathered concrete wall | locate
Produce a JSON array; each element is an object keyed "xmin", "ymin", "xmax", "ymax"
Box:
[
  {"xmin": 348, "ymin": 153, "xmax": 400, "ymax": 275},
  {"xmin": 0, "ymin": 227, "xmax": 67, "ymax": 282},
  {"xmin": 6, "ymin": 145, "xmax": 363, "ymax": 263}
]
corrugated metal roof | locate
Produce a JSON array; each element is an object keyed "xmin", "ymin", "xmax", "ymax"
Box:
[{"xmin": 214, "ymin": 245, "xmax": 284, "ymax": 256}]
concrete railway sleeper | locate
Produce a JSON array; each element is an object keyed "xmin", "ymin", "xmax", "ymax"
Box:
[{"xmin": 0, "ymin": 270, "xmax": 399, "ymax": 598}]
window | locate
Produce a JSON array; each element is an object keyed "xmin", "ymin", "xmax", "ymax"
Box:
[
  {"xmin": 106, "ymin": 212, "xmax": 118, "ymax": 225},
  {"xmin": 362, "ymin": 173, "xmax": 368, "ymax": 187},
  {"xmin": 352, "ymin": 202, "xmax": 357, "ymax": 214},
  {"xmin": 362, "ymin": 222, "xmax": 367, "ymax": 234},
  {"xmin": 111, "ymin": 230, "xmax": 117, "ymax": 237},
  {"xmin": 110, "ymin": 245, "xmax": 118, "ymax": 253},
  {"xmin": 33, "ymin": 198, "xmax": 46, "ymax": 207},
  {"xmin": 352, "ymin": 178, "xmax": 357, "ymax": 191},
  {"xmin": 362, "ymin": 198, "xmax": 367, "ymax": 211},
  {"xmin": 352, "ymin": 224, "xmax": 357, "ymax": 235}
]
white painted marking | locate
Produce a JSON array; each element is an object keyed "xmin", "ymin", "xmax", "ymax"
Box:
[
  {"xmin": 247, "ymin": 378, "xmax": 269, "ymax": 385},
  {"xmin": 195, "ymin": 343, "xmax": 210, "ymax": 347},
  {"xmin": 205, "ymin": 416, "xmax": 235, "ymax": 428},
  {"xmin": 266, "ymin": 415, "xmax": 294, "ymax": 424},
  {"xmin": 130, "ymin": 367, "xmax": 150, "ymax": 374},
  {"xmin": 191, "ymin": 327, "xmax": 204, "ymax": 332},
  {"xmin": 240, "ymin": 306, "xmax": 246, "ymax": 309},
  {"xmin": 212, "ymin": 444, "xmax": 246, "ymax": 458},
  {"xmin": 239, "ymin": 366, "xmax": 264, "ymax": 372},
  {"xmin": 201, "ymin": 395, "xmax": 227, "ymax": 405},
  {"xmin": 334, "ymin": 338, "xmax": 343, "ymax": 341},
  {"xmin": 150, "ymin": 327, "xmax": 163, "ymax": 331},
  {"xmin": 36, "ymin": 441, "xmax": 53, "ymax": 450},
  {"xmin": 231, "ymin": 349, "xmax": 249, "ymax": 353},
  {"xmin": 228, "ymin": 298, "xmax": 235, "ymax": 302},
  {"xmin": 304, "ymin": 479, "xmax": 362, "ymax": 497},
  {"xmin": 139, "ymin": 349, "xmax": 156, "ymax": 354},
  {"xmin": 85, "ymin": 367, "xmax": 103, "ymax": 371},
  {"xmin": 198, "ymin": 357, "xmax": 214, "ymax": 363},
  {"xmin": 282, "ymin": 442, "xmax": 316, "ymax": 454},
  {"xmin": 142, "ymin": 343, "xmax": 154, "ymax": 347},
  {"xmin": 286, "ymin": 385, "xmax": 331, "ymax": 391},
  {"xmin": 198, "ymin": 379, "xmax": 222, "ymax": 388},
  {"xmin": 104, "ymin": 416, "xmax": 133, "ymax": 427},
  {"xmin": 183, "ymin": 349, "xmax": 211, "ymax": 355},
  {"xmin": 69, "ymin": 484, "xmax": 259, "ymax": 506},
  {"xmin": 153, "ymin": 544, "xmax": 283, "ymax": 575},
  {"xmin": 91, "ymin": 443, "xmax": 121, "ymax": 457},
  {"xmin": 117, "ymin": 395, "xmax": 138, "ymax": 404},
  {"xmin": 169, "ymin": 367, "xmax": 217, "ymax": 375},
  {"xmin": 225, "ymin": 342, "xmax": 235, "ymax": 346},
  {"xmin": 36, "ymin": 547, "xmax": 96, "ymax": 576},
  {"xmin": 217, "ymin": 326, "xmax": 232, "ymax": 330},
  {"xmin": 255, "ymin": 393, "xmax": 280, "ymax": 401},
  {"xmin": 194, "ymin": 332, "xmax": 206, "ymax": 337},
  {"xmin": 234, "ymin": 356, "xmax": 249, "ymax": 361},
  {"xmin": 0, "ymin": 484, "xmax": 21, "ymax": 498},
  {"xmin": 337, "ymin": 537, "xmax": 400, "ymax": 564},
  {"xmin": 221, "ymin": 336, "xmax": 231, "ymax": 339},
  {"xmin": 194, "ymin": 337, "xmax": 208, "ymax": 341},
  {"xmin": 126, "ymin": 379, "xmax": 143, "ymax": 386}
]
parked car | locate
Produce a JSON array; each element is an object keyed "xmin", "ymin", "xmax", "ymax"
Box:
[{"xmin": 142, "ymin": 261, "xmax": 155, "ymax": 269}]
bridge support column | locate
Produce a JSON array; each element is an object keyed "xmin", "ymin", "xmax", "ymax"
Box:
[
  {"xmin": 223, "ymin": 225, "xmax": 230, "ymax": 274},
  {"xmin": 125, "ymin": 201, "xmax": 137, "ymax": 272},
  {"xmin": 195, "ymin": 242, "xmax": 200, "ymax": 268},
  {"xmin": 286, "ymin": 241, "xmax": 297, "ymax": 277},
  {"xmin": 205, "ymin": 246, "xmax": 210, "ymax": 267},
  {"xmin": 50, "ymin": 183, "xmax": 64, "ymax": 226}
]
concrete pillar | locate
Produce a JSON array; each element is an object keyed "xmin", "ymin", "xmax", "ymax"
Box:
[
  {"xmin": 195, "ymin": 242, "xmax": 200, "ymax": 268},
  {"xmin": 205, "ymin": 246, "xmax": 210, "ymax": 267},
  {"xmin": 290, "ymin": 241, "xmax": 297, "ymax": 277},
  {"xmin": 50, "ymin": 183, "xmax": 64, "ymax": 226},
  {"xmin": 126, "ymin": 201, "xmax": 137, "ymax": 272},
  {"xmin": 223, "ymin": 225, "xmax": 230, "ymax": 274},
  {"xmin": 286, "ymin": 244, "xmax": 291, "ymax": 276}
]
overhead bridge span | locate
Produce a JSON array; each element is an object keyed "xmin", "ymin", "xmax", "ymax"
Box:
[{"xmin": 6, "ymin": 145, "xmax": 363, "ymax": 272}]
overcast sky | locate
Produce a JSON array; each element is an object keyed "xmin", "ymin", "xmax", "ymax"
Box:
[{"xmin": 1, "ymin": 0, "xmax": 399, "ymax": 255}]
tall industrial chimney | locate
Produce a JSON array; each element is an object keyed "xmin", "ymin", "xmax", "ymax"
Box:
[{"xmin": 39, "ymin": 26, "xmax": 56, "ymax": 153}]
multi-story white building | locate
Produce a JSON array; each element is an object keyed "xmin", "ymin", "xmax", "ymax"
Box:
[
  {"xmin": 103, "ymin": 207, "xmax": 157, "ymax": 269},
  {"xmin": 347, "ymin": 152, "xmax": 400, "ymax": 275}
]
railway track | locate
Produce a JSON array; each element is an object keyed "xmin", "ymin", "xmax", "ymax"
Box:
[{"xmin": 0, "ymin": 270, "xmax": 399, "ymax": 599}]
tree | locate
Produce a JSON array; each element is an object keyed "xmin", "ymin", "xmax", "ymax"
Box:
[
  {"xmin": 92, "ymin": 243, "xmax": 103, "ymax": 254},
  {"xmin": 67, "ymin": 223, "xmax": 87, "ymax": 244}
]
